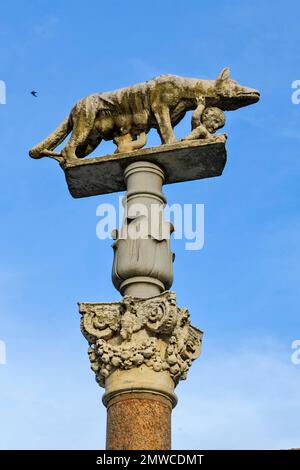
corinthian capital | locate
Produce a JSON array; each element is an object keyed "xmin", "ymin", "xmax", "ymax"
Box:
[{"xmin": 79, "ymin": 291, "xmax": 202, "ymax": 388}]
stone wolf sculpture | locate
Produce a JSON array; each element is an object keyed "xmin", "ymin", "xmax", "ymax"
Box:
[{"xmin": 29, "ymin": 67, "xmax": 259, "ymax": 162}]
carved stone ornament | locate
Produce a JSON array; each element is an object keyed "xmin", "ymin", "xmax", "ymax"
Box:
[
  {"xmin": 79, "ymin": 291, "xmax": 202, "ymax": 388},
  {"xmin": 111, "ymin": 218, "xmax": 174, "ymax": 295}
]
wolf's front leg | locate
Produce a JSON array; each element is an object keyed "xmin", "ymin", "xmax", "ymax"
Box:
[{"xmin": 152, "ymin": 105, "xmax": 177, "ymax": 144}]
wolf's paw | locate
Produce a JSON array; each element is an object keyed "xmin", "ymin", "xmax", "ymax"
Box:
[{"xmin": 29, "ymin": 146, "xmax": 43, "ymax": 159}]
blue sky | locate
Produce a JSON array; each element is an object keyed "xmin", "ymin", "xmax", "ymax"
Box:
[{"xmin": 0, "ymin": 0, "xmax": 300, "ymax": 449}]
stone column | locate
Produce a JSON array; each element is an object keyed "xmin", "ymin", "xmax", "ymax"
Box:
[
  {"xmin": 79, "ymin": 160, "xmax": 202, "ymax": 449},
  {"xmin": 73, "ymin": 140, "xmax": 222, "ymax": 450},
  {"xmin": 91, "ymin": 160, "xmax": 196, "ymax": 449}
]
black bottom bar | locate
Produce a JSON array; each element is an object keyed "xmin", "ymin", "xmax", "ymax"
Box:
[{"xmin": 0, "ymin": 450, "xmax": 299, "ymax": 467}]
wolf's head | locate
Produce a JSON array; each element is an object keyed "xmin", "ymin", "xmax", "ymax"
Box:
[{"xmin": 213, "ymin": 67, "xmax": 260, "ymax": 111}]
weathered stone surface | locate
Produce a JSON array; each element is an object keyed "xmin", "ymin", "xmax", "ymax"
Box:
[
  {"xmin": 63, "ymin": 136, "xmax": 227, "ymax": 198},
  {"xmin": 79, "ymin": 291, "xmax": 203, "ymax": 389},
  {"xmin": 29, "ymin": 68, "xmax": 259, "ymax": 162},
  {"xmin": 106, "ymin": 392, "xmax": 172, "ymax": 450}
]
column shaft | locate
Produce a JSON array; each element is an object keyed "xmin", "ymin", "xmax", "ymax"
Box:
[{"xmin": 106, "ymin": 392, "xmax": 172, "ymax": 450}]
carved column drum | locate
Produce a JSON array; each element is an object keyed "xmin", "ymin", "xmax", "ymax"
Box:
[{"xmin": 112, "ymin": 161, "xmax": 174, "ymax": 298}]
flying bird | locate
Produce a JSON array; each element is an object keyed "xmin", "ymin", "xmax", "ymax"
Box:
[{"xmin": 31, "ymin": 91, "xmax": 38, "ymax": 97}]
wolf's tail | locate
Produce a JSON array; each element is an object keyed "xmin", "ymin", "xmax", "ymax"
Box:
[{"xmin": 29, "ymin": 116, "xmax": 72, "ymax": 159}]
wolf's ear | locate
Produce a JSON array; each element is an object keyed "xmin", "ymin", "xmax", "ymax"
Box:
[{"xmin": 216, "ymin": 67, "xmax": 230, "ymax": 86}]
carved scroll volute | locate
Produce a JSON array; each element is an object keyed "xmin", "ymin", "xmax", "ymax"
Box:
[
  {"xmin": 79, "ymin": 302, "xmax": 121, "ymax": 344},
  {"xmin": 142, "ymin": 291, "xmax": 178, "ymax": 334},
  {"xmin": 175, "ymin": 307, "xmax": 203, "ymax": 362}
]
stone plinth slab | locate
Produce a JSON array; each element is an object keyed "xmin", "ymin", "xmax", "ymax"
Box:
[{"xmin": 62, "ymin": 135, "xmax": 227, "ymax": 198}]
